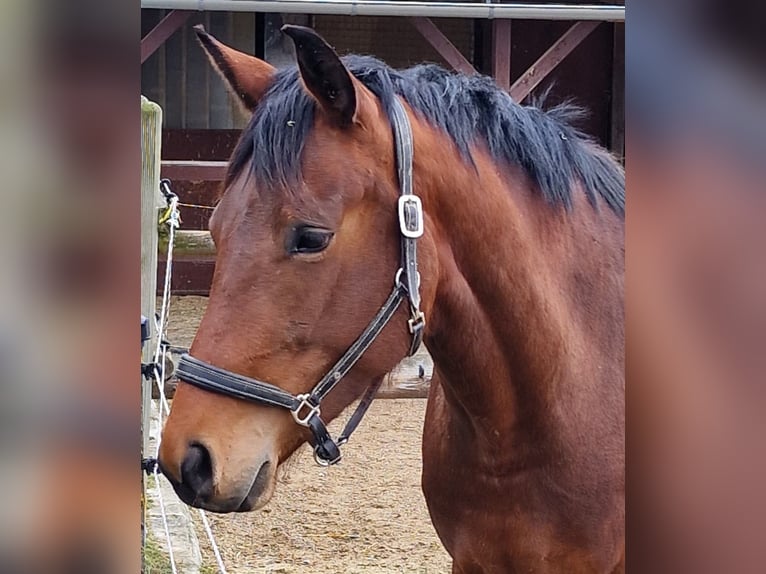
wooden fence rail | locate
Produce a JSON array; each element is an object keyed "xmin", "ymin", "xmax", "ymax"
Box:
[{"xmin": 158, "ymin": 229, "xmax": 217, "ymax": 260}]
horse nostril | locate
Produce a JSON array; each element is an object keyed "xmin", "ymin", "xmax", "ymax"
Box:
[{"xmin": 180, "ymin": 443, "xmax": 214, "ymax": 503}]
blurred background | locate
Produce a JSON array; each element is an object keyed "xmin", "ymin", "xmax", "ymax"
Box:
[
  {"xmin": 627, "ymin": 1, "xmax": 766, "ymax": 572},
  {"xmin": 0, "ymin": 0, "xmax": 139, "ymax": 572},
  {"xmin": 0, "ymin": 0, "xmax": 764, "ymax": 572}
]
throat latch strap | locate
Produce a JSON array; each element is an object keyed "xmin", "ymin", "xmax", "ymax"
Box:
[{"xmin": 391, "ymin": 97, "xmax": 425, "ymax": 357}]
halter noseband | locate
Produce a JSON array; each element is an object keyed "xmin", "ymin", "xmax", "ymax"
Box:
[{"xmin": 176, "ymin": 98, "xmax": 424, "ymax": 466}]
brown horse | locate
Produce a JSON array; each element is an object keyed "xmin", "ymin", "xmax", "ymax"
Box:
[{"xmin": 159, "ymin": 25, "xmax": 625, "ymax": 573}]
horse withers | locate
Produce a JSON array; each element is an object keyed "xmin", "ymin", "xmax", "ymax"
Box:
[{"xmin": 158, "ymin": 25, "xmax": 625, "ymax": 573}]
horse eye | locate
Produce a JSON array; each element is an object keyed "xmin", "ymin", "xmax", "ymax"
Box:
[{"xmin": 290, "ymin": 227, "xmax": 333, "ymax": 255}]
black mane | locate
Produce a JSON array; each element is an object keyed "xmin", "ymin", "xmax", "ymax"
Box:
[{"xmin": 229, "ymin": 55, "xmax": 625, "ymax": 216}]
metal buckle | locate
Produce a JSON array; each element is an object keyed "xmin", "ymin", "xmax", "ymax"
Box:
[
  {"xmin": 398, "ymin": 195, "xmax": 424, "ymax": 239},
  {"xmin": 408, "ymin": 310, "xmax": 425, "ymax": 335},
  {"xmin": 291, "ymin": 394, "xmax": 321, "ymax": 427},
  {"xmin": 313, "ymin": 448, "xmax": 342, "ymax": 467},
  {"xmin": 407, "ymin": 310, "xmax": 425, "ymax": 356},
  {"xmin": 395, "ymin": 268, "xmax": 421, "ymax": 292}
]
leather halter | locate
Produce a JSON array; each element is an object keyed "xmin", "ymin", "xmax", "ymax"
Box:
[{"xmin": 176, "ymin": 98, "xmax": 425, "ymax": 466}]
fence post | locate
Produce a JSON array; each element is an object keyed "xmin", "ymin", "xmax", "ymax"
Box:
[
  {"xmin": 141, "ymin": 96, "xmax": 163, "ymax": 452},
  {"xmin": 141, "ymin": 96, "xmax": 162, "ymax": 543}
]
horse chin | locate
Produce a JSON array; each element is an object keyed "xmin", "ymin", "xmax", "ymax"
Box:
[{"xmin": 235, "ymin": 459, "xmax": 277, "ymax": 512}]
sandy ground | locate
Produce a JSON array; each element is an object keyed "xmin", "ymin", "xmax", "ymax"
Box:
[{"xmin": 165, "ymin": 296, "xmax": 452, "ymax": 573}]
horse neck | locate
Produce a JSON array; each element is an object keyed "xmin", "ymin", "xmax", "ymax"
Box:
[{"xmin": 415, "ymin": 125, "xmax": 624, "ymax": 458}]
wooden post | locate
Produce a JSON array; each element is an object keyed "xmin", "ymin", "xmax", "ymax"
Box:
[
  {"xmin": 141, "ymin": 96, "xmax": 163, "ymax": 465},
  {"xmin": 141, "ymin": 95, "xmax": 163, "ymax": 556},
  {"xmin": 141, "ymin": 97, "xmax": 206, "ymax": 569},
  {"xmin": 491, "ymin": 20, "xmax": 512, "ymax": 91}
]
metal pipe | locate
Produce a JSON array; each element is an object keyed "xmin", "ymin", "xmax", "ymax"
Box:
[{"xmin": 141, "ymin": 1, "xmax": 625, "ymax": 22}]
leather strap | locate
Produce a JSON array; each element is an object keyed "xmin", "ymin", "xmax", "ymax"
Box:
[
  {"xmin": 337, "ymin": 376, "xmax": 384, "ymax": 445},
  {"xmin": 392, "ymin": 98, "xmax": 420, "ymax": 311},
  {"xmin": 177, "ymin": 354, "xmax": 298, "ymax": 410},
  {"xmin": 391, "ymin": 98, "xmax": 425, "ymax": 356},
  {"xmin": 311, "ymin": 285, "xmax": 404, "ymax": 400},
  {"xmin": 306, "ymin": 414, "xmax": 341, "ymax": 465}
]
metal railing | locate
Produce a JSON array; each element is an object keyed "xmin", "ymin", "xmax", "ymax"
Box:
[{"xmin": 141, "ymin": 1, "xmax": 625, "ymax": 21}]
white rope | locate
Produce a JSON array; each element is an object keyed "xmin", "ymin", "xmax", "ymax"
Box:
[
  {"xmin": 149, "ymin": 191, "xmax": 181, "ymax": 574},
  {"xmin": 153, "ymin": 193, "xmax": 179, "ymax": 374},
  {"xmin": 147, "ymin": 187, "xmax": 229, "ymax": 574},
  {"xmin": 199, "ymin": 509, "xmax": 229, "ymax": 574},
  {"xmin": 151, "ymin": 350, "xmax": 178, "ymax": 574},
  {"xmin": 153, "ymin": 369, "xmax": 172, "ymax": 414},
  {"xmin": 153, "ymin": 470, "xmax": 180, "ymax": 574},
  {"xmin": 153, "ymin": 350, "xmax": 171, "ymax": 415}
]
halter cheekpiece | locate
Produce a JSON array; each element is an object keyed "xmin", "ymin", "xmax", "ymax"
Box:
[{"xmin": 176, "ymin": 98, "xmax": 425, "ymax": 466}]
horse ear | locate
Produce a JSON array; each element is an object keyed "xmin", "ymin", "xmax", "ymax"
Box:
[
  {"xmin": 194, "ymin": 25, "xmax": 275, "ymax": 112},
  {"xmin": 281, "ymin": 25, "xmax": 360, "ymax": 127}
]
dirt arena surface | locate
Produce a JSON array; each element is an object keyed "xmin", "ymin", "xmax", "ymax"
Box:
[{"xmin": 166, "ymin": 296, "xmax": 452, "ymax": 573}]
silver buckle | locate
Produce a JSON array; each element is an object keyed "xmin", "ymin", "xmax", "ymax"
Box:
[
  {"xmin": 313, "ymin": 448, "xmax": 342, "ymax": 467},
  {"xmin": 398, "ymin": 195, "xmax": 424, "ymax": 239},
  {"xmin": 395, "ymin": 268, "xmax": 421, "ymax": 291},
  {"xmin": 291, "ymin": 394, "xmax": 320, "ymax": 427},
  {"xmin": 408, "ymin": 310, "xmax": 425, "ymax": 335}
]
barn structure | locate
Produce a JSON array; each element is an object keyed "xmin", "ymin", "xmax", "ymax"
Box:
[{"xmin": 141, "ymin": 1, "xmax": 625, "ymax": 295}]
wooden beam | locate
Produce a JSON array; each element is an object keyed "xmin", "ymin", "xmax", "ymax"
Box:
[
  {"xmin": 159, "ymin": 230, "xmax": 217, "ymax": 261},
  {"xmin": 161, "ymin": 160, "xmax": 228, "ymax": 181},
  {"xmin": 141, "ymin": 10, "xmax": 193, "ymax": 64},
  {"xmin": 510, "ymin": 21, "xmax": 600, "ymax": 103},
  {"xmin": 409, "ymin": 17, "xmax": 476, "ymax": 76},
  {"xmin": 491, "ymin": 20, "xmax": 512, "ymax": 91}
]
